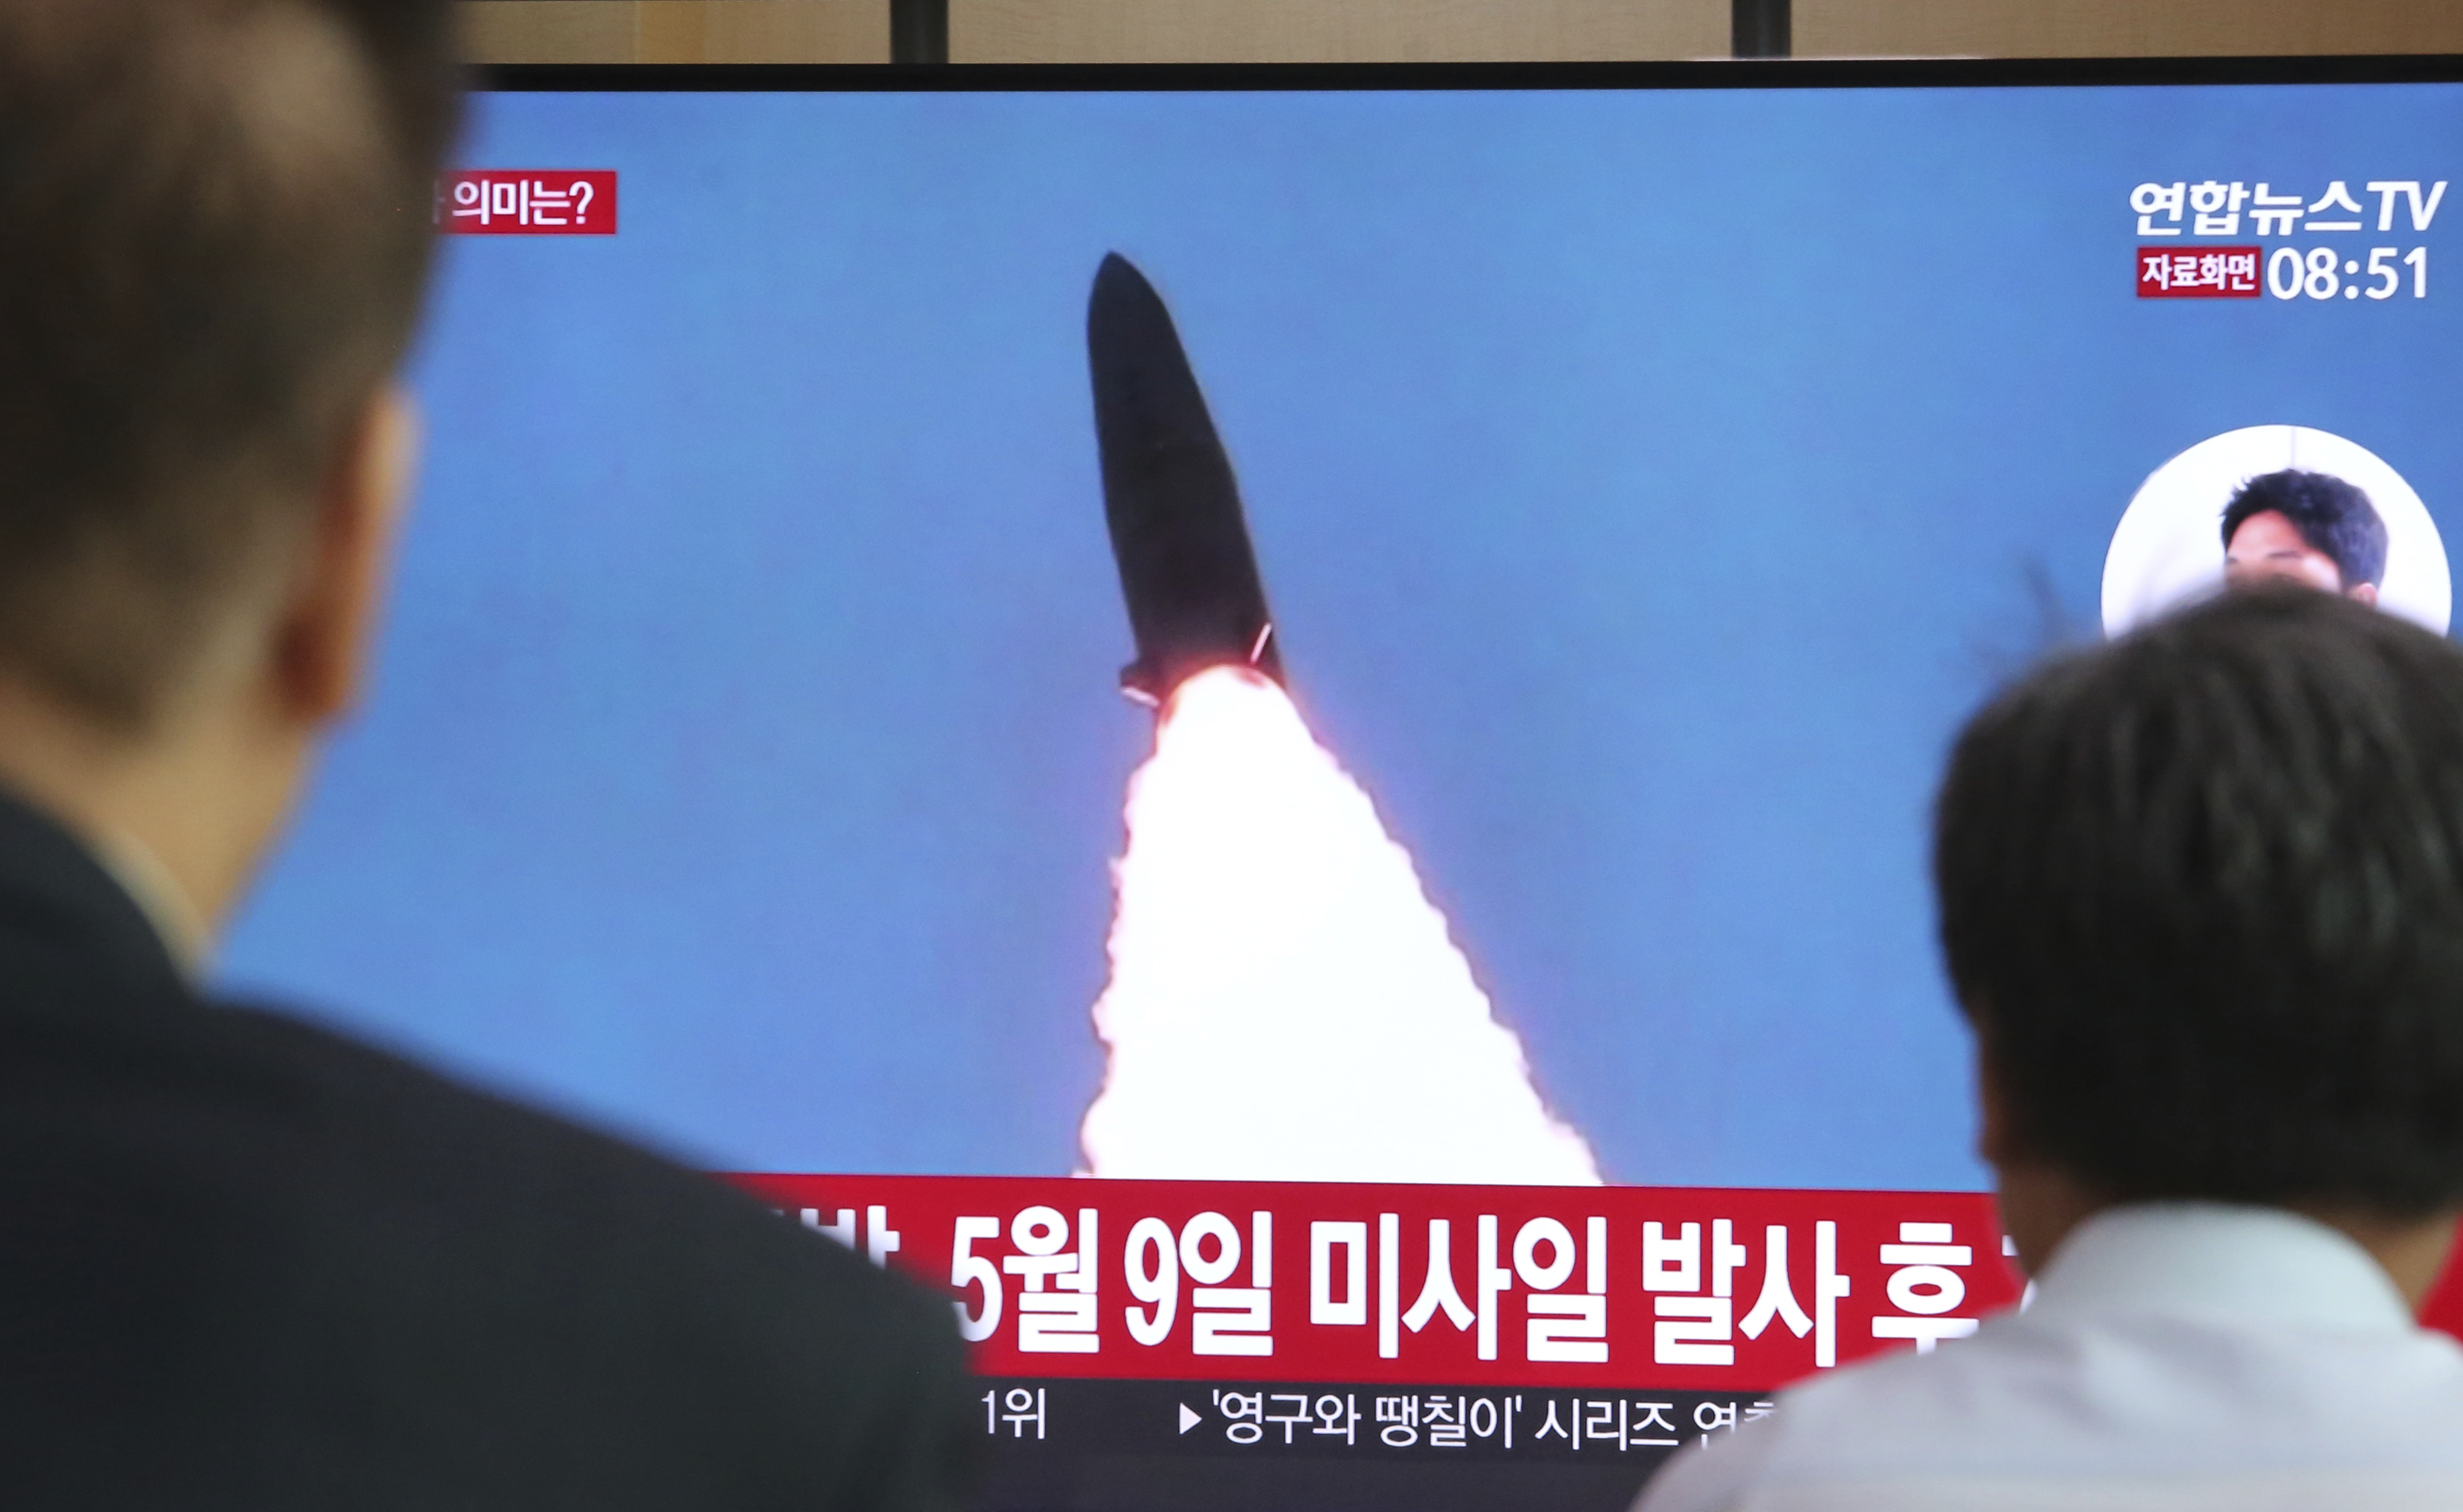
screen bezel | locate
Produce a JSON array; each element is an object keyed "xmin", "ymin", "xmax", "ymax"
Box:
[{"xmin": 478, "ymin": 55, "xmax": 2463, "ymax": 95}]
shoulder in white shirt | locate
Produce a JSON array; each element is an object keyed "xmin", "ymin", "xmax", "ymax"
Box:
[{"xmin": 1635, "ymin": 1202, "xmax": 2463, "ymax": 1511}]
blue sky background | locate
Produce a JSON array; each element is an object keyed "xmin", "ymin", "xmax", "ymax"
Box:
[{"xmin": 219, "ymin": 81, "xmax": 2463, "ymax": 1190}]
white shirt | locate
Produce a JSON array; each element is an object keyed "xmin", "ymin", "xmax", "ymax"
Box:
[{"xmin": 1636, "ymin": 1203, "xmax": 2463, "ymax": 1511}]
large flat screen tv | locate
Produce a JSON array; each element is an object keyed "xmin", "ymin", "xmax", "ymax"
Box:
[{"xmin": 220, "ymin": 56, "xmax": 2463, "ymax": 1509}]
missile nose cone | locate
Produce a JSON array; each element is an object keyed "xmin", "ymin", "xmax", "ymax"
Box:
[
  {"xmin": 1087, "ymin": 254, "xmax": 1222, "ymax": 504},
  {"xmin": 1090, "ymin": 251, "xmax": 1155, "ymax": 325},
  {"xmin": 1088, "ymin": 254, "xmax": 1283, "ymax": 704}
]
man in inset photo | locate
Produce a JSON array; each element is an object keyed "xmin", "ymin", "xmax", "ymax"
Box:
[{"xmin": 2222, "ymin": 468, "xmax": 2388, "ymax": 606}]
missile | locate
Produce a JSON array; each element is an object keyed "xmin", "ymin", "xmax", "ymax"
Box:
[{"xmin": 1088, "ymin": 252, "xmax": 1284, "ymax": 706}]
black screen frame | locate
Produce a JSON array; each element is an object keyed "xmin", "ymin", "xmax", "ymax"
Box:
[{"xmin": 477, "ymin": 55, "xmax": 2463, "ymax": 95}]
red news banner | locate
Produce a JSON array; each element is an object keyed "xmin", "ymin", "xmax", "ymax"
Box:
[
  {"xmin": 734, "ymin": 1175, "xmax": 2025, "ymax": 1393},
  {"xmin": 2137, "ymin": 245, "xmax": 2261, "ymax": 297},
  {"xmin": 436, "ymin": 171, "xmax": 616, "ymax": 236}
]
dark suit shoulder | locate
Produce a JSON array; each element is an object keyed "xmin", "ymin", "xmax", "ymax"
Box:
[{"xmin": 0, "ymin": 979, "xmax": 975, "ymax": 1511}]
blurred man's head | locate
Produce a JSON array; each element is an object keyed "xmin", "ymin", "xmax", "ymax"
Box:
[
  {"xmin": 1936, "ymin": 590, "xmax": 2463, "ymax": 1286},
  {"xmin": 0, "ymin": 0, "xmax": 457, "ymax": 938},
  {"xmin": 2222, "ymin": 468, "xmax": 2388, "ymax": 605}
]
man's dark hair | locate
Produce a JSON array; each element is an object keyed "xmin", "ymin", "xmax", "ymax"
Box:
[
  {"xmin": 2222, "ymin": 468, "xmax": 2389, "ymax": 590},
  {"xmin": 1935, "ymin": 588, "xmax": 2463, "ymax": 1215},
  {"xmin": 0, "ymin": 0, "xmax": 459, "ymax": 727}
]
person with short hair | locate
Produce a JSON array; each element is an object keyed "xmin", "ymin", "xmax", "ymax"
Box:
[
  {"xmin": 0, "ymin": 2, "xmax": 974, "ymax": 1505},
  {"xmin": 1641, "ymin": 587, "xmax": 2463, "ymax": 1510},
  {"xmin": 2222, "ymin": 468, "xmax": 2388, "ymax": 604}
]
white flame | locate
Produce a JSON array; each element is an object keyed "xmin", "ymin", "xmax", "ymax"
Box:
[{"xmin": 1080, "ymin": 666, "xmax": 1602, "ymax": 1184}]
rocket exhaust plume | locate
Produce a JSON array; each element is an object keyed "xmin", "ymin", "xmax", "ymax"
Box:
[
  {"xmin": 1077, "ymin": 255, "xmax": 1600, "ymax": 1184},
  {"xmin": 1081, "ymin": 666, "xmax": 1602, "ymax": 1183}
]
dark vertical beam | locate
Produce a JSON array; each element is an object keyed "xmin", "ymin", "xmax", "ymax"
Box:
[
  {"xmin": 890, "ymin": 0, "xmax": 948, "ymax": 64},
  {"xmin": 1732, "ymin": 0, "xmax": 1791, "ymax": 58}
]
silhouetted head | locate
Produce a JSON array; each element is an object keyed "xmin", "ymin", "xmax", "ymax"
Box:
[
  {"xmin": 0, "ymin": 0, "xmax": 458, "ymax": 946},
  {"xmin": 0, "ymin": 0, "xmax": 459, "ymax": 730},
  {"xmin": 1937, "ymin": 587, "xmax": 2463, "ymax": 1217}
]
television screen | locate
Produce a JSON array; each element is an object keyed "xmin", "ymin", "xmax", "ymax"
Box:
[{"xmin": 219, "ymin": 58, "xmax": 2463, "ymax": 1508}]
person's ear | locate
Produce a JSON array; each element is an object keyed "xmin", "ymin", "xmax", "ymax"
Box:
[
  {"xmin": 2348, "ymin": 581, "xmax": 2381, "ymax": 607},
  {"xmin": 272, "ymin": 385, "xmax": 418, "ymax": 725}
]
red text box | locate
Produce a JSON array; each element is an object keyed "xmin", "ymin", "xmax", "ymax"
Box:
[
  {"xmin": 2138, "ymin": 245, "xmax": 2260, "ymax": 297},
  {"xmin": 732, "ymin": 1173, "xmax": 2026, "ymax": 1393},
  {"xmin": 438, "ymin": 171, "xmax": 616, "ymax": 235}
]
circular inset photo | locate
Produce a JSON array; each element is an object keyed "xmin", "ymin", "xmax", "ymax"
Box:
[{"xmin": 2102, "ymin": 425, "xmax": 2450, "ymax": 638}]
